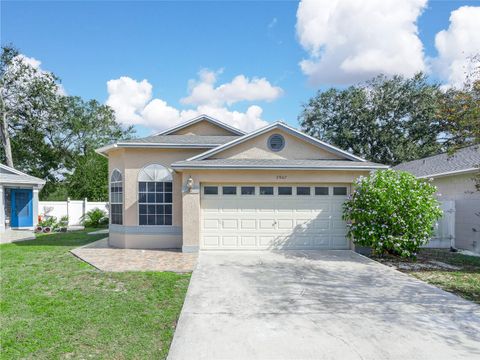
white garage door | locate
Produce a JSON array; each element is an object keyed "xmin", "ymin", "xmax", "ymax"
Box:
[{"xmin": 201, "ymin": 184, "xmax": 350, "ymax": 250}]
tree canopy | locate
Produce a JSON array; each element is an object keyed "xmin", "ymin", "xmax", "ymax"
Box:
[
  {"xmin": 0, "ymin": 45, "xmax": 134, "ymax": 200},
  {"xmin": 299, "ymin": 73, "xmax": 444, "ymax": 165}
]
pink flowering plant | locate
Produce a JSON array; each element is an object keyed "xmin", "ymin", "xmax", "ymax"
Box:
[{"xmin": 343, "ymin": 169, "xmax": 442, "ymax": 258}]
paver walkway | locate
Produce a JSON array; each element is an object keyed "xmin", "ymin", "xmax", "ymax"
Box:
[{"xmin": 71, "ymin": 238, "xmax": 197, "ymax": 272}]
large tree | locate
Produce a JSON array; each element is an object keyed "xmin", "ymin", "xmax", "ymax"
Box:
[
  {"xmin": 299, "ymin": 73, "xmax": 444, "ymax": 165},
  {"xmin": 438, "ymin": 55, "xmax": 480, "ymax": 149},
  {"xmin": 0, "ymin": 45, "xmax": 134, "ymax": 199},
  {"xmin": 1, "ymin": 46, "xmax": 59, "ymax": 168}
]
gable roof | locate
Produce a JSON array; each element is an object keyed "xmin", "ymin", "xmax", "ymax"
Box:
[
  {"xmin": 171, "ymin": 158, "xmax": 387, "ymax": 170},
  {"xmin": 95, "ymin": 135, "xmax": 238, "ymax": 155},
  {"xmin": 393, "ymin": 145, "xmax": 480, "ymax": 178},
  {"xmin": 185, "ymin": 121, "xmax": 367, "ymax": 162},
  {"xmin": 0, "ymin": 163, "xmax": 46, "ymax": 186},
  {"xmin": 155, "ymin": 114, "xmax": 246, "ymax": 136}
]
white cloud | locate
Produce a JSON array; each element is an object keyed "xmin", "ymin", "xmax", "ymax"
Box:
[
  {"xmin": 181, "ymin": 68, "xmax": 283, "ymax": 106},
  {"xmin": 296, "ymin": 0, "xmax": 427, "ymax": 85},
  {"xmin": 106, "ymin": 73, "xmax": 276, "ymax": 132},
  {"xmin": 16, "ymin": 54, "xmax": 42, "ymax": 69},
  {"xmin": 106, "ymin": 77, "xmax": 152, "ymax": 126},
  {"xmin": 433, "ymin": 6, "xmax": 480, "ymax": 88}
]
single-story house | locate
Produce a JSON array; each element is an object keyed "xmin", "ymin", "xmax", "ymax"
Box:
[
  {"xmin": 96, "ymin": 115, "xmax": 387, "ymax": 252},
  {"xmin": 0, "ymin": 164, "xmax": 45, "ymax": 232},
  {"xmin": 394, "ymin": 145, "xmax": 480, "ymax": 253}
]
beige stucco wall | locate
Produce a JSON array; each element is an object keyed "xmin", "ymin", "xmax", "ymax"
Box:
[
  {"xmin": 432, "ymin": 173, "xmax": 480, "ymax": 200},
  {"xmin": 212, "ymin": 128, "xmax": 344, "ymax": 160},
  {"xmin": 171, "ymin": 120, "xmax": 239, "ymax": 136},
  {"xmin": 108, "ymin": 147, "xmax": 206, "ymax": 227},
  {"xmin": 181, "ymin": 169, "xmax": 370, "ymax": 251}
]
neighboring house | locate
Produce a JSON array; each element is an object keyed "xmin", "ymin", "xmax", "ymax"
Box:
[
  {"xmin": 0, "ymin": 164, "xmax": 45, "ymax": 232},
  {"xmin": 394, "ymin": 145, "xmax": 480, "ymax": 253},
  {"xmin": 96, "ymin": 115, "xmax": 387, "ymax": 252}
]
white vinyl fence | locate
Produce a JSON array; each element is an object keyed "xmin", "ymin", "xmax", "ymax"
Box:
[
  {"xmin": 426, "ymin": 200, "xmax": 455, "ymax": 249},
  {"xmin": 39, "ymin": 198, "xmax": 109, "ymax": 227}
]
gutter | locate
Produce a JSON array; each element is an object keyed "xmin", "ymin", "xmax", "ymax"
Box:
[
  {"xmin": 171, "ymin": 164, "xmax": 389, "ymax": 171},
  {"xmin": 417, "ymin": 167, "xmax": 479, "ymax": 179},
  {"xmin": 95, "ymin": 142, "xmax": 222, "ymax": 157}
]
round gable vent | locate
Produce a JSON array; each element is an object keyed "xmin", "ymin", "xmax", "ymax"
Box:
[{"xmin": 268, "ymin": 134, "xmax": 285, "ymax": 152}]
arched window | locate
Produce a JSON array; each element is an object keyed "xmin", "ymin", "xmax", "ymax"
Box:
[
  {"xmin": 138, "ymin": 164, "xmax": 173, "ymax": 226},
  {"xmin": 110, "ymin": 169, "xmax": 123, "ymax": 225}
]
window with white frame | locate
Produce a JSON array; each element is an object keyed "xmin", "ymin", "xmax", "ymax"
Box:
[
  {"xmin": 110, "ymin": 169, "xmax": 123, "ymax": 225},
  {"xmin": 138, "ymin": 164, "xmax": 173, "ymax": 225}
]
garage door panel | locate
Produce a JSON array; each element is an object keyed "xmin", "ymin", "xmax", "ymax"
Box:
[
  {"xmin": 201, "ymin": 184, "xmax": 349, "ymax": 250},
  {"xmin": 204, "ymin": 236, "xmax": 220, "ymax": 246},
  {"xmin": 204, "ymin": 219, "xmax": 219, "ymax": 229},
  {"xmin": 222, "ymin": 219, "xmax": 238, "ymax": 229},
  {"xmin": 259, "ymin": 219, "xmax": 275, "ymax": 229},
  {"xmin": 240, "ymin": 236, "xmax": 256, "ymax": 246},
  {"xmin": 240, "ymin": 219, "xmax": 256, "ymax": 229},
  {"xmin": 278, "ymin": 219, "xmax": 294, "ymax": 229},
  {"xmin": 222, "ymin": 236, "xmax": 238, "ymax": 247}
]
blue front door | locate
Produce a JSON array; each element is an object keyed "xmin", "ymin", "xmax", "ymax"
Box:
[{"xmin": 11, "ymin": 189, "xmax": 33, "ymax": 228}]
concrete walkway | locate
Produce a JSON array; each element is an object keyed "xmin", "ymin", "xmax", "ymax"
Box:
[
  {"xmin": 71, "ymin": 238, "xmax": 197, "ymax": 272},
  {"xmin": 0, "ymin": 229, "xmax": 35, "ymax": 244},
  {"xmin": 168, "ymin": 250, "xmax": 480, "ymax": 360}
]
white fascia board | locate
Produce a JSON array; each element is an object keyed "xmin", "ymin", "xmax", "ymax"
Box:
[
  {"xmin": 155, "ymin": 114, "xmax": 246, "ymax": 136},
  {"xmin": 95, "ymin": 142, "xmax": 221, "ymax": 157},
  {"xmin": 186, "ymin": 121, "xmax": 367, "ymax": 162},
  {"xmin": 171, "ymin": 164, "xmax": 389, "ymax": 171},
  {"xmin": 417, "ymin": 167, "xmax": 479, "ymax": 179}
]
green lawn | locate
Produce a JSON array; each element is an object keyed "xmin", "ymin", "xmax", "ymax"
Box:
[
  {"xmin": 0, "ymin": 229, "xmax": 190, "ymax": 359},
  {"xmin": 373, "ymin": 249, "xmax": 480, "ymax": 304},
  {"xmin": 409, "ymin": 249, "xmax": 480, "ymax": 304}
]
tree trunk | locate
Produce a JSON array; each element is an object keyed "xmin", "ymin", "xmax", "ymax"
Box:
[{"xmin": 0, "ymin": 95, "xmax": 14, "ymax": 167}]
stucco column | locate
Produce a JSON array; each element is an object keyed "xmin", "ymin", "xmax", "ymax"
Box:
[
  {"xmin": 32, "ymin": 188, "xmax": 40, "ymax": 227},
  {"xmin": 0, "ymin": 185, "xmax": 5, "ymax": 232},
  {"xmin": 182, "ymin": 174, "xmax": 200, "ymax": 252}
]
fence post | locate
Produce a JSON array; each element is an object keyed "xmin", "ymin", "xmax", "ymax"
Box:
[
  {"xmin": 67, "ymin": 197, "xmax": 71, "ymax": 226},
  {"xmin": 83, "ymin": 198, "xmax": 88, "ymax": 224}
]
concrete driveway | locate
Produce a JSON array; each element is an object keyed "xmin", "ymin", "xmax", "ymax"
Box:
[{"xmin": 168, "ymin": 251, "xmax": 480, "ymax": 360}]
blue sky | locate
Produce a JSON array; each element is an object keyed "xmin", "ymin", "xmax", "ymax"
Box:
[{"xmin": 2, "ymin": 1, "xmax": 479, "ymax": 137}]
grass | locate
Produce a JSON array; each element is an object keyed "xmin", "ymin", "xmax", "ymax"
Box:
[
  {"xmin": 373, "ymin": 249, "xmax": 480, "ymax": 304},
  {"xmin": 0, "ymin": 229, "xmax": 190, "ymax": 359}
]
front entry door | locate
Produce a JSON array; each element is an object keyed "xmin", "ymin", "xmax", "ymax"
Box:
[{"xmin": 10, "ymin": 189, "xmax": 33, "ymax": 228}]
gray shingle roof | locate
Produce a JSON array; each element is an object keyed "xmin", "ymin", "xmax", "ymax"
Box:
[
  {"xmin": 171, "ymin": 158, "xmax": 387, "ymax": 170},
  {"xmin": 393, "ymin": 145, "xmax": 480, "ymax": 177},
  {"xmin": 120, "ymin": 135, "xmax": 239, "ymax": 145},
  {"xmin": 0, "ymin": 164, "xmax": 45, "ymax": 185}
]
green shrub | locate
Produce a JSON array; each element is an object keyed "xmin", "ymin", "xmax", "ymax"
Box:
[
  {"xmin": 343, "ymin": 169, "xmax": 442, "ymax": 258},
  {"xmin": 81, "ymin": 208, "xmax": 108, "ymax": 228},
  {"xmin": 38, "ymin": 216, "xmax": 57, "ymax": 228}
]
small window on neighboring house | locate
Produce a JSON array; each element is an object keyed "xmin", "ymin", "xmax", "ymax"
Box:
[
  {"xmin": 110, "ymin": 169, "xmax": 123, "ymax": 225},
  {"xmin": 267, "ymin": 134, "xmax": 285, "ymax": 152},
  {"xmin": 222, "ymin": 186, "xmax": 237, "ymax": 195},
  {"xmin": 260, "ymin": 186, "xmax": 274, "ymax": 195},
  {"xmin": 204, "ymin": 186, "xmax": 218, "ymax": 195},
  {"xmin": 278, "ymin": 186, "xmax": 292, "ymax": 195},
  {"xmin": 315, "ymin": 187, "xmax": 329, "ymax": 196},
  {"xmin": 333, "ymin": 186, "xmax": 347, "ymax": 196},
  {"xmin": 296, "ymin": 187, "xmax": 311, "ymax": 195},
  {"xmin": 241, "ymin": 186, "xmax": 255, "ymax": 195}
]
